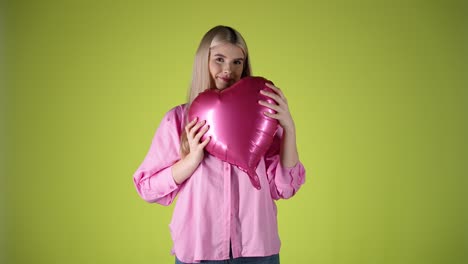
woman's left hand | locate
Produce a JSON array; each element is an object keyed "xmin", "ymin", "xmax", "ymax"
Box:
[{"xmin": 258, "ymin": 82, "xmax": 296, "ymax": 132}]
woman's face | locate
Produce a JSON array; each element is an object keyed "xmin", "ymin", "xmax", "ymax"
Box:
[{"xmin": 209, "ymin": 42, "xmax": 245, "ymax": 90}]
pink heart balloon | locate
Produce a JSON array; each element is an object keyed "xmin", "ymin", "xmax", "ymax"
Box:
[{"xmin": 188, "ymin": 76, "xmax": 279, "ymax": 190}]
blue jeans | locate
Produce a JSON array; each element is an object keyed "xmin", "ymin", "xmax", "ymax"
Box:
[
  {"xmin": 175, "ymin": 254, "xmax": 279, "ymax": 264},
  {"xmin": 175, "ymin": 241, "xmax": 280, "ymax": 264}
]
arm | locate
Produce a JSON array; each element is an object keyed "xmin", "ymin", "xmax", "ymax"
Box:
[
  {"xmin": 259, "ymin": 83, "xmax": 306, "ymax": 199},
  {"xmin": 264, "ymin": 127, "xmax": 306, "ymax": 200},
  {"xmin": 133, "ymin": 108, "xmax": 211, "ymax": 204},
  {"xmin": 260, "ymin": 82, "xmax": 300, "ymax": 169},
  {"xmin": 171, "ymin": 118, "xmax": 210, "ymax": 184},
  {"xmin": 280, "ymin": 123, "xmax": 299, "ymax": 168},
  {"xmin": 171, "ymin": 154, "xmax": 200, "ymax": 185},
  {"xmin": 133, "ymin": 107, "xmax": 184, "ymax": 205}
]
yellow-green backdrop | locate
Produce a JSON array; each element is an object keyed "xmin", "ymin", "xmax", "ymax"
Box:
[{"xmin": 2, "ymin": 0, "xmax": 467, "ymax": 263}]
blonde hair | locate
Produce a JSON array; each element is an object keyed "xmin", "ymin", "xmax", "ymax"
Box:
[{"xmin": 180, "ymin": 25, "xmax": 252, "ymax": 157}]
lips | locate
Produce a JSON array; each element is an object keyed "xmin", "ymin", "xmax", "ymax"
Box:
[{"xmin": 218, "ymin": 76, "xmax": 232, "ymax": 83}]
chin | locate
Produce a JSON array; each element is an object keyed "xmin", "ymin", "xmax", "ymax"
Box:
[{"xmin": 216, "ymin": 83, "xmax": 229, "ymax": 90}]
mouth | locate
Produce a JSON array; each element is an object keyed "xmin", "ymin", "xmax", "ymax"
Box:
[{"xmin": 218, "ymin": 76, "xmax": 232, "ymax": 83}]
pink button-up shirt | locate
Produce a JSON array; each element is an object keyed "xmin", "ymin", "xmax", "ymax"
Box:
[{"xmin": 133, "ymin": 104, "xmax": 306, "ymax": 263}]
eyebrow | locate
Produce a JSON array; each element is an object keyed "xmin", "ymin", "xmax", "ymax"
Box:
[{"xmin": 213, "ymin": 53, "xmax": 244, "ymax": 61}]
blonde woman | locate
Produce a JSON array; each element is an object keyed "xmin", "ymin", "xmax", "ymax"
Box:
[{"xmin": 133, "ymin": 25, "xmax": 306, "ymax": 264}]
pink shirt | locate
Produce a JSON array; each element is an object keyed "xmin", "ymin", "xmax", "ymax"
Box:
[{"xmin": 133, "ymin": 104, "xmax": 306, "ymax": 263}]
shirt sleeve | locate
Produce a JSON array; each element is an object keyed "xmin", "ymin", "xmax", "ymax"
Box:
[
  {"xmin": 264, "ymin": 127, "xmax": 306, "ymax": 200},
  {"xmin": 132, "ymin": 106, "xmax": 184, "ymax": 206}
]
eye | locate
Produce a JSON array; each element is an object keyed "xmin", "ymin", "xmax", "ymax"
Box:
[
  {"xmin": 215, "ymin": 57, "xmax": 224, "ymax": 63},
  {"xmin": 234, "ymin": 60, "xmax": 243, "ymax": 65}
]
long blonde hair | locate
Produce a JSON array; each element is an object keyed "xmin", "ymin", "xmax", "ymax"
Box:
[{"xmin": 180, "ymin": 25, "xmax": 252, "ymax": 157}]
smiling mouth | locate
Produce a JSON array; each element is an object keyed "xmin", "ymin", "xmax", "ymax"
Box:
[{"xmin": 219, "ymin": 77, "xmax": 232, "ymax": 83}]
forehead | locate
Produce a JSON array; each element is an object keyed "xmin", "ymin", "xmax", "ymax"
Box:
[{"xmin": 209, "ymin": 43, "xmax": 245, "ymax": 58}]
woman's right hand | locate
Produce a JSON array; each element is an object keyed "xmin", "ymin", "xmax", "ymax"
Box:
[
  {"xmin": 185, "ymin": 117, "xmax": 211, "ymax": 166},
  {"xmin": 171, "ymin": 117, "xmax": 210, "ymax": 185}
]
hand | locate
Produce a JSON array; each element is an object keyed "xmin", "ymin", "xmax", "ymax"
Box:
[
  {"xmin": 259, "ymin": 83, "xmax": 299, "ymax": 167},
  {"xmin": 172, "ymin": 118, "xmax": 210, "ymax": 185},
  {"xmin": 185, "ymin": 117, "xmax": 210, "ymax": 166},
  {"xmin": 258, "ymin": 83, "xmax": 296, "ymax": 132}
]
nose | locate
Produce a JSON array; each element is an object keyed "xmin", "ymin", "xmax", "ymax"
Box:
[{"xmin": 223, "ymin": 64, "xmax": 232, "ymax": 74}]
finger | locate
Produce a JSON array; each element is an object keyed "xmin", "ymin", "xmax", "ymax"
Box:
[
  {"xmin": 189, "ymin": 120, "xmax": 206, "ymax": 138},
  {"xmin": 200, "ymin": 136, "xmax": 211, "ymax": 148},
  {"xmin": 263, "ymin": 111, "xmax": 280, "ymax": 120},
  {"xmin": 265, "ymin": 82, "xmax": 279, "ymax": 91},
  {"xmin": 260, "ymin": 90, "xmax": 284, "ymax": 106},
  {"xmin": 185, "ymin": 117, "xmax": 198, "ymax": 132},
  {"xmin": 265, "ymin": 82, "xmax": 282, "ymax": 94},
  {"xmin": 258, "ymin": 100, "xmax": 282, "ymax": 112},
  {"xmin": 265, "ymin": 83, "xmax": 287, "ymax": 100},
  {"xmin": 187, "ymin": 117, "xmax": 198, "ymax": 127},
  {"xmin": 193, "ymin": 125, "xmax": 209, "ymax": 142}
]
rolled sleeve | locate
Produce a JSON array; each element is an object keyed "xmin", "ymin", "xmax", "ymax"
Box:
[
  {"xmin": 267, "ymin": 155, "xmax": 306, "ymax": 200},
  {"xmin": 274, "ymin": 161, "xmax": 306, "ymax": 197},
  {"xmin": 264, "ymin": 127, "xmax": 307, "ymax": 200},
  {"xmin": 133, "ymin": 105, "xmax": 185, "ymax": 205},
  {"xmin": 134, "ymin": 165, "xmax": 180, "ymax": 205}
]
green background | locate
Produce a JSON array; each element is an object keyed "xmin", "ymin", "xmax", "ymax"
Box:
[{"xmin": 2, "ymin": 0, "xmax": 467, "ymax": 263}]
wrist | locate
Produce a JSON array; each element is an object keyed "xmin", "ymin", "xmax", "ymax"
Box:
[
  {"xmin": 185, "ymin": 152, "xmax": 201, "ymax": 168},
  {"xmin": 282, "ymin": 123, "xmax": 296, "ymax": 134},
  {"xmin": 172, "ymin": 153, "xmax": 200, "ymax": 185}
]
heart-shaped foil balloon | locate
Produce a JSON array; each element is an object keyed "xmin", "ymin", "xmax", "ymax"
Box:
[{"xmin": 188, "ymin": 76, "xmax": 279, "ymax": 190}]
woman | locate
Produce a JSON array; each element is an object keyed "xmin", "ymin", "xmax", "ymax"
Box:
[{"xmin": 133, "ymin": 25, "xmax": 306, "ymax": 264}]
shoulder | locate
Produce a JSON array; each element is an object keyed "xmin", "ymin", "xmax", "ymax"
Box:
[
  {"xmin": 160, "ymin": 103, "xmax": 187, "ymax": 131},
  {"xmin": 164, "ymin": 104, "xmax": 186, "ymax": 120}
]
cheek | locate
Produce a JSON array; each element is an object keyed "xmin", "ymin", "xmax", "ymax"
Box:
[
  {"xmin": 208, "ymin": 61, "xmax": 216, "ymax": 75},
  {"xmin": 235, "ymin": 66, "xmax": 244, "ymax": 76}
]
